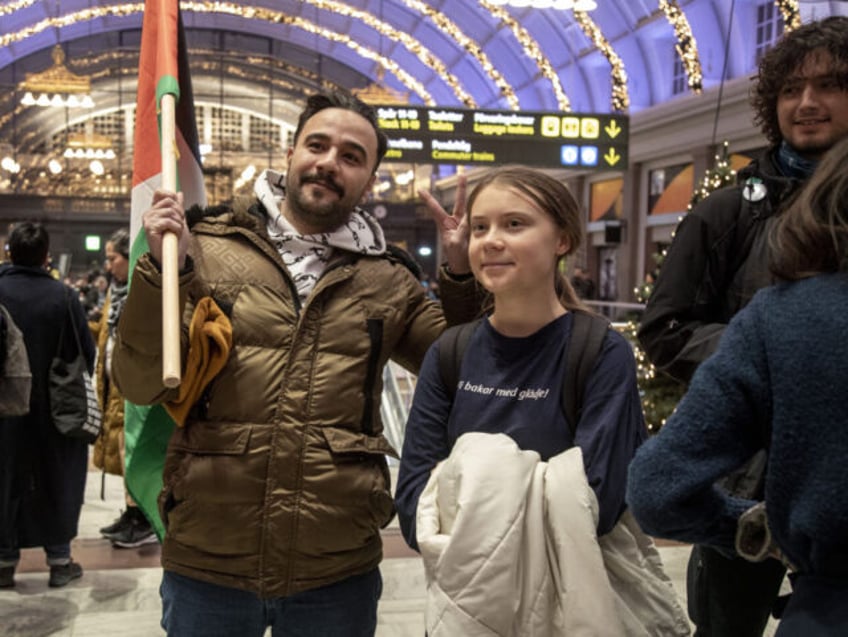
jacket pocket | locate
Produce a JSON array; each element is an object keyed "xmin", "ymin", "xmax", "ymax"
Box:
[
  {"xmin": 295, "ymin": 427, "xmax": 397, "ymax": 556},
  {"xmin": 169, "ymin": 422, "xmax": 251, "ymax": 454},
  {"xmin": 160, "ymin": 422, "xmax": 262, "ymax": 556}
]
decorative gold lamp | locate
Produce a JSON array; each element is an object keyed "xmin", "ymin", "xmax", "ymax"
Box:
[
  {"xmin": 352, "ymin": 68, "xmax": 410, "ymax": 105},
  {"xmin": 19, "ymin": 45, "xmax": 94, "ymax": 108}
]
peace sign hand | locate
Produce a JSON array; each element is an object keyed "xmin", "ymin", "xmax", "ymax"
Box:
[{"xmin": 419, "ymin": 174, "xmax": 471, "ymax": 275}]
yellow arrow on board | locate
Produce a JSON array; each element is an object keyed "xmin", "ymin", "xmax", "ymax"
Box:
[
  {"xmin": 605, "ymin": 120, "xmax": 622, "ymax": 138},
  {"xmin": 604, "ymin": 148, "xmax": 621, "ymax": 166}
]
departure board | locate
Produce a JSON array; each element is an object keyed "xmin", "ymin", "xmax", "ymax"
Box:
[{"xmin": 373, "ymin": 105, "xmax": 628, "ymax": 171}]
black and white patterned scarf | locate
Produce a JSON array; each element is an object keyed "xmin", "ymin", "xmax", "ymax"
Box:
[
  {"xmin": 106, "ymin": 281, "xmax": 128, "ymax": 336},
  {"xmin": 254, "ymin": 169, "xmax": 386, "ymax": 302}
]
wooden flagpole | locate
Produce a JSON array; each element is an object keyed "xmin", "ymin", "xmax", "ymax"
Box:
[{"xmin": 159, "ymin": 92, "xmax": 181, "ymax": 388}]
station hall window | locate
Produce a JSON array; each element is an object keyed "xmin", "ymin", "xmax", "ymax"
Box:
[
  {"xmin": 756, "ymin": 1, "xmax": 785, "ymax": 63},
  {"xmin": 672, "ymin": 54, "xmax": 687, "ymax": 96}
]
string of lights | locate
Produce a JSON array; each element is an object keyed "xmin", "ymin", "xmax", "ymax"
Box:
[
  {"xmin": 301, "ymin": 0, "xmax": 477, "ymax": 107},
  {"xmin": 571, "ymin": 10, "xmax": 630, "ymax": 113},
  {"xmin": 0, "ymin": 1, "xmax": 802, "ymax": 122},
  {"xmin": 402, "ymin": 0, "xmax": 520, "ymax": 109},
  {"xmin": 0, "ymin": 3, "xmax": 142, "ymax": 49},
  {"xmin": 659, "ymin": 0, "xmax": 703, "ymax": 93},
  {"xmin": 776, "ymin": 0, "xmax": 802, "ymax": 31},
  {"xmin": 0, "ymin": 0, "xmax": 37, "ymax": 17},
  {"xmin": 1, "ymin": 2, "xmax": 445, "ymax": 105},
  {"xmin": 480, "ymin": 0, "xmax": 572, "ymax": 111},
  {"xmin": 1, "ymin": 1, "xmax": 518, "ymax": 110}
]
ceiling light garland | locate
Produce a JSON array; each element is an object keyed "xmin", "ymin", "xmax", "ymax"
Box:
[
  {"xmin": 307, "ymin": 0, "xmax": 476, "ymax": 107},
  {"xmin": 0, "ymin": 2, "xmax": 440, "ymax": 105},
  {"xmin": 3, "ymin": 0, "xmax": 516, "ymax": 110},
  {"xmin": 401, "ymin": 0, "xmax": 519, "ymax": 109},
  {"xmin": 775, "ymin": 0, "xmax": 801, "ymax": 31},
  {"xmin": 571, "ymin": 10, "xmax": 629, "ymax": 113},
  {"xmin": 0, "ymin": 3, "xmax": 143, "ymax": 48},
  {"xmin": 0, "ymin": 0, "xmax": 37, "ymax": 17},
  {"xmin": 659, "ymin": 0, "xmax": 703, "ymax": 93},
  {"xmin": 480, "ymin": 0, "xmax": 571, "ymax": 111}
]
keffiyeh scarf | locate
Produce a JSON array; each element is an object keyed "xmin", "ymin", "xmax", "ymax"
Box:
[{"xmin": 254, "ymin": 169, "xmax": 387, "ymax": 301}]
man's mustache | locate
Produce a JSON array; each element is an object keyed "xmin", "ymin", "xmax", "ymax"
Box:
[{"xmin": 301, "ymin": 174, "xmax": 344, "ymax": 197}]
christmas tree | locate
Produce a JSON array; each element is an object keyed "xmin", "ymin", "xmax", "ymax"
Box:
[{"xmin": 627, "ymin": 142, "xmax": 736, "ymax": 433}]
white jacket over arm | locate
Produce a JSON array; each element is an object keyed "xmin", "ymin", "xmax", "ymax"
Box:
[{"xmin": 417, "ymin": 433, "xmax": 690, "ymax": 637}]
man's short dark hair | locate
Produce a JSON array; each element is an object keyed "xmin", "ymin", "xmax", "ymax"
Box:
[
  {"xmin": 752, "ymin": 16, "xmax": 848, "ymax": 146},
  {"xmin": 292, "ymin": 89, "xmax": 388, "ymax": 172},
  {"xmin": 8, "ymin": 222, "xmax": 49, "ymax": 267}
]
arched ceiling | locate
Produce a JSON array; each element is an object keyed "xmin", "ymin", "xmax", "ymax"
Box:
[{"xmin": 0, "ymin": 0, "xmax": 844, "ymax": 153}]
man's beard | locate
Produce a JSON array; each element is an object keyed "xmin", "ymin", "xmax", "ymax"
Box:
[{"xmin": 286, "ymin": 172, "xmax": 353, "ymax": 233}]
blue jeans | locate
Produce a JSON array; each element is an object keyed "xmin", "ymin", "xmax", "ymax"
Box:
[
  {"xmin": 0, "ymin": 542, "xmax": 71, "ymax": 567},
  {"xmin": 160, "ymin": 568, "xmax": 382, "ymax": 637}
]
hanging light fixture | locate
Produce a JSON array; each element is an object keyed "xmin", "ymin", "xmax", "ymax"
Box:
[
  {"xmin": 1, "ymin": 156, "xmax": 21, "ymax": 173},
  {"xmin": 63, "ymin": 131, "xmax": 115, "ymax": 160},
  {"xmin": 19, "ymin": 45, "xmax": 95, "ymax": 108}
]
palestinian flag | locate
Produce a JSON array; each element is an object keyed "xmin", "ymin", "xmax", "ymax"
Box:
[{"xmin": 125, "ymin": 0, "xmax": 206, "ymax": 540}]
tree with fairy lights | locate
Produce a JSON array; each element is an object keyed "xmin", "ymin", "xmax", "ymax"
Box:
[{"xmin": 627, "ymin": 142, "xmax": 737, "ymax": 433}]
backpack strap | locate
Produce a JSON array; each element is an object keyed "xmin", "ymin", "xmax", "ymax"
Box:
[
  {"xmin": 724, "ymin": 174, "xmax": 788, "ymax": 291},
  {"xmin": 724, "ymin": 179, "xmax": 769, "ymax": 288},
  {"xmin": 438, "ymin": 319, "xmax": 483, "ymax": 400},
  {"xmin": 563, "ymin": 312, "xmax": 610, "ymax": 436}
]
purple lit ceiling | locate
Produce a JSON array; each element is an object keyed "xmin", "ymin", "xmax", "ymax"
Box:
[{"xmin": 0, "ymin": 0, "xmax": 844, "ymax": 146}]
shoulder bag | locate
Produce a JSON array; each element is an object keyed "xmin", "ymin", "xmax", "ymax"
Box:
[{"xmin": 49, "ymin": 288, "xmax": 102, "ymax": 442}]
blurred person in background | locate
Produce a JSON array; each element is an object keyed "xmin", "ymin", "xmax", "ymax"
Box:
[
  {"xmin": 0, "ymin": 222, "xmax": 95, "ymax": 588},
  {"xmin": 91, "ymin": 228, "xmax": 157, "ymax": 548}
]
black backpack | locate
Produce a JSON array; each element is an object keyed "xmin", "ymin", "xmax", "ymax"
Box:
[{"xmin": 437, "ymin": 311, "xmax": 609, "ymax": 435}]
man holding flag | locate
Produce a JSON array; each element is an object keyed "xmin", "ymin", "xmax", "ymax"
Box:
[
  {"xmin": 121, "ymin": 0, "xmax": 206, "ymax": 550},
  {"xmin": 115, "ymin": 5, "xmax": 479, "ymax": 631}
]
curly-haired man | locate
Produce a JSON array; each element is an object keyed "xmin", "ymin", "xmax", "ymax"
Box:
[{"xmin": 638, "ymin": 16, "xmax": 848, "ymax": 637}]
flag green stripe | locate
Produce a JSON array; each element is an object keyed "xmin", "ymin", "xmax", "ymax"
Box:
[
  {"xmin": 124, "ymin": 403, "xmax": 173, "ymax": 540},
  {"xmin": 156, "ymin": 74, "xmax": 180, "ymax": 105}
]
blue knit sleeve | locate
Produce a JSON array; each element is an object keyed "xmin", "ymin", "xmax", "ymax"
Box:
[
  {"xmin": 627, "ymin": 294, "xmax": 771, "ymax": 550},
  {"xmin": 395, "ymin": 341, "xmax": 453, "ymax": 552}
]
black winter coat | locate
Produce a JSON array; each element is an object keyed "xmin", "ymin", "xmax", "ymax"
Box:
[
  {"xmin": 638, "ymin": 150, "xmax": 803, "ymax": 384},
  {"xmin": 0, "ymin": 264, "xmax": 96, "ymax": 549}
]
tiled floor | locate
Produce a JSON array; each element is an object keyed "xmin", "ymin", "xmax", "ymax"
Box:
[{"xmin": 1, "ymin": 469, "xmax": 783, "ymax": 636}]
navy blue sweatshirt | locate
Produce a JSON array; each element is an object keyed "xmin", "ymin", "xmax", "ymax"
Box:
[{"xmin": 396, "ymin": 313, "xmax": 647, "ymax": 550}]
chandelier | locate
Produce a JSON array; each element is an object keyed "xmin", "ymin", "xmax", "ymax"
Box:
[
  {"xmin": 488, "ymin": 0, "xmax": 598, "ymax": 9},
  {"xmin": 63, "ymin": 132, "xmax": 116, "ymax": 160},
  {"xmin": 19, "ymin": 45, "xmax": 95, "ymax": 108}
]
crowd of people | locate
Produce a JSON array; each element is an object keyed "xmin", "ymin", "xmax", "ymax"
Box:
[{"xmin": 0, "ymin": 13, "xmax": 846, "ymax": 637}]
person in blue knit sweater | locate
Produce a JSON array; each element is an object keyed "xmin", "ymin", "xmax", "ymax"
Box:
[
  {"xmin": 397, "ymin": 166, "xmax": 646, "ymax": 551},
  {"xmin": 627, "ymin": 136, "xmax": 848, "ymax": 636}
]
